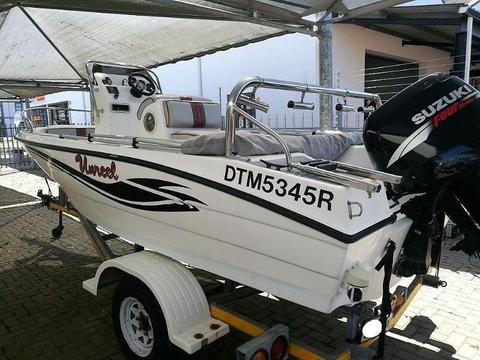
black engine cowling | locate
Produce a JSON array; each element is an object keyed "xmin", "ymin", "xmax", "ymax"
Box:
[
  {"xmin": 364, "ymin": 73, "xmax": 480, "ymax": 192},
  {"xmin": 364, "ymin": 74, "xmax": 480, "ymax": 270}
]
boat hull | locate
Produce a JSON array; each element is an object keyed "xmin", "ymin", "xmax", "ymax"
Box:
[{"xmin": 18, "ymin": 130, "xmax": 411, "ymax": 313}]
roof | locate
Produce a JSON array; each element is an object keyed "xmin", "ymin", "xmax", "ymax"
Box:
[
  {"xmin": 0, "ymin": 0, "xmax": 410, "ymax": 99},
  {"xmin": 339, "ymin": 4, "xmax": 480, "ymax": 53}
]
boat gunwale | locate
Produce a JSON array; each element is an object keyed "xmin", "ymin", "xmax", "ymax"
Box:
[{"xmin": 17, "ymin": 132, "xmax": 397, "ymax": 245}]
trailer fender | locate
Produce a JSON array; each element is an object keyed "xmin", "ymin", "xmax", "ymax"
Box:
[{"xmin": 83, "ymin": 250, "xmax": 229, "ymax": 354}]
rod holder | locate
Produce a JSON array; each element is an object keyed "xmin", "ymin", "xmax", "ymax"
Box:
[
  {"xmin": 238, "ymin": 95, "xmax": 269, "ymax": 113},
  {"xmin": 287, "ymin": 100, "xmax": 315, "ymax": 111},
  {"xmin": 335, "ymin": 103, "xmax": 355, "ymax": 112},
  {"xmin": 358, "ymin": 106, "xmax": 375, "ymax": 114}
]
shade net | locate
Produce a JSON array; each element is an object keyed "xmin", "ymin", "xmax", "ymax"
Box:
[{"xmin": 0, "ymin": 0, "xmax": 410, "ymax": 98}]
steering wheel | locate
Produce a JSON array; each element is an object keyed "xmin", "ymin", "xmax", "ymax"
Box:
[{"xmin": 128, "ymin": 72, "xmax": 156, "ymax": 98}]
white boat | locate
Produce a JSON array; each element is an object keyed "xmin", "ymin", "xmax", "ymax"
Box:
[{"xmin": 14, "ymin": 61, "xmax": 424, "ymax": 314}]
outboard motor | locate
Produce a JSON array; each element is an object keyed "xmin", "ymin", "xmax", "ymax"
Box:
[{"xmin": 364, "ymin": 74, "xmax": 480, "ymax": 275}]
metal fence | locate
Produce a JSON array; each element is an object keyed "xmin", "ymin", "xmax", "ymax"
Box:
[{"xmin": 0, "ymin": 125, "xmax": 38, "ymax": 170}]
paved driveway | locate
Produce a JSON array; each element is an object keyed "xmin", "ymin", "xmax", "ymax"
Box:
[{"xmin": 1, "ymin": 169, "xmax": 480, "ymax": 360}]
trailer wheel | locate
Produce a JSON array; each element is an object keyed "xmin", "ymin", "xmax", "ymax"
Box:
[{"xmin": 112, "ymin": 277, "xmax": 175, "ymax": 359}]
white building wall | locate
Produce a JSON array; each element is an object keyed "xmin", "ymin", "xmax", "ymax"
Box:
[
  {"xmin": 332, "ymin": 24, "xmax": 451, "ymax": 128},
  {"xmin": 332, "ymin": 24, "xmax": 452, "ymax": 91},
  {"xmin": 332, "ymin": 24, "xmax": 451, "ymax": 91},
  {"xmin": 155, "ymin": 33, "xmax": 319, "ymax": 129}
]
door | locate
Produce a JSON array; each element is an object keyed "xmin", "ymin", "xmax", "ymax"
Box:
[{"xmin": 365, "ymin": 53, "xmax": 419, "ymax": 102}]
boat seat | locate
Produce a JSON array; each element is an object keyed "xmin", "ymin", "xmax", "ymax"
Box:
[
  {"xmin": 164, "ymin": 99, "xmax": 222, "ymax": 128},
  {"xmin": 164, "ymin": 98, "xmax": 223, "ymax": 139},
  {"xmin": 181, "ymin": 130, "xmax": 364, "ymax": 161},
  {"xmin": 138, "ymin": 95, "xmax": 223, "ymax": 139}
]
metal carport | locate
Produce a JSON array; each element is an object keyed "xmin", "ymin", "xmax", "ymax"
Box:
[
  {"xmin": 0, "ymin": 0, "xmax": 410, "ymax": 99},
  {"xmin": 339, "ymin": 3, "xmax": 480, "ymax": 82}
]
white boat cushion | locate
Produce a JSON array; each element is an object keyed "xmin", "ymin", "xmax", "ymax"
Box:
[
  {"xmin": 164, "ymin": 100, "xmax": 222, "ymax": 128},
  {"xmin": 181, "ymin": 131, "xmax": 363, "ymax": 160}
]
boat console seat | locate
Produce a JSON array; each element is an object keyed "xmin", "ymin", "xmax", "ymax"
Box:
[
  {"xmin": 163, "ymin": 99, "xmax": 221, "ymax": 128},
  {"xmin": 137, "ymin": 95, "xmax": 223, "ymax": 139}
]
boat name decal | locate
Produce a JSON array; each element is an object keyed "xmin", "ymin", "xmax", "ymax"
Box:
[
  {"xmin": 75, "ymin": 154, "xmax": 119, "ymax": 180},
  {"xmin": 224, "ymin": 165, "xmax": 333, "ymax": 211}
]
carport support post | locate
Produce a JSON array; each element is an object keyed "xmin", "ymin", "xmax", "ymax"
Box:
[
  {"xmin": 465, "ymin": 16, "xmax": 473, "ymax": 83},
  {"xmin": 317, "ymin": 15, "xmax": 333, "ymax": 130},
  {"xmin": 23, "ymin": 98, "xmax": 31, "ymax": 128}
]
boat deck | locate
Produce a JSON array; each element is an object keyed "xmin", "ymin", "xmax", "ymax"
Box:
[{"xmin": 0, "ymin": 168, "xmax": 478, "ymax": 360}]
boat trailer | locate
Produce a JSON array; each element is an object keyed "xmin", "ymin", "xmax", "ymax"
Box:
[{"xmin": 38, "ymin": 189, "xmax": 437, "ymax": 360}]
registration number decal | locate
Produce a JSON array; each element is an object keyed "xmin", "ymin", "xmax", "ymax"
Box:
[{"xmin": 224, "ymin": 165, "xmax": 334, "ymax": 211}]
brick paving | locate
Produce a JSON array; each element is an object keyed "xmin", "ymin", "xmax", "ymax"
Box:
[{"xmin": 1, "ymin": 168, "xmax": 480, "ymax": 359}]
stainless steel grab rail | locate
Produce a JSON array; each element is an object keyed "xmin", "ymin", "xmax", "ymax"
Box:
[
  {"xmin": 232, "ymin": 105, "xmax": 292, "ymax": 166},
  {"xmin": 91, "ymin": 134, "xmax": 182, "ymax": 148},
  {"xmin": 225, "ymin": 77, "xmax": 391, "ymax": 193},
  {"xmin": 332, "ymin": 161, "xmax": 402, "ymax": 185},
  {"xmin": 290, "ymin": 163, "xmax": 382, "ymax": 193},
  {"xmin": 22, "ymin": 107, "xmax": 92, "ymax": 131},
  {"xmin": 225, "ymin": 76, "xmax": 381, "ymax": 159}
]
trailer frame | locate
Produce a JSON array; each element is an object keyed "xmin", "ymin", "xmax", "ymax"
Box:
[{"xmin": 40, "ymin": 192, "xmax": 425, "ymax": 360}]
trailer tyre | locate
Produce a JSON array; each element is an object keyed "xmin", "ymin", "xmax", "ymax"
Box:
[{"xmin": 112, "ymin": 277, "xmax": 176, "ymax": 359}]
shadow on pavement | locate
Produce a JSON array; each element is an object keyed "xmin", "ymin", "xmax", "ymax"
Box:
[
  {"xmin": 386, "ymin": 315, "xmax": 456, "ymax": 359},
  {"xmin": 0, "ymin": 195, "xmax": 472, "ymax": 360},
  {"xmin": 0, "ymin": 185, "xmax": 37, "ymax": 207}
]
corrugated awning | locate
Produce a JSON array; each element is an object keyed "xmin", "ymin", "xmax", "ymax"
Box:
[
  {"xmin": 0, "ymin": 1, "xmax": 410, "ymax": 24},
  {"xmin": 0, "ymin": 0, "xmax": 410, "ymax": 98}
]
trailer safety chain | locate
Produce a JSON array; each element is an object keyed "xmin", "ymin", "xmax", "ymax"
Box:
[{"xmin": 373, "ymin": 240, "xmax": 396, "ymax": 360}]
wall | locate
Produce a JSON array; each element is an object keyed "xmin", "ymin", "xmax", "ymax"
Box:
[
  {"xmin": 332, "ymin": 24, "xmax": 452, "ymax": 128},
  {"xmin": 332, "ymin": 24, "xmax": 451, "ymax": 90},
  {"xmin": 155, "ymin": 33, "xmax": 319, "ymax": 128},
  {"xmin": 30, "ymin": 34, "xmax": 318, "ymax": 128}
]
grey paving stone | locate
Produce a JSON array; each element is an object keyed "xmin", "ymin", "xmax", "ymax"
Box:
[{"xmin": 1, "ymin": 171, "xmax": 480, "ymax": 360}]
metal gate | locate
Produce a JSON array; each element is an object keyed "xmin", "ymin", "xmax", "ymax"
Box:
[{"xmin": 0, "ymin": 125, "xmax": 38, "ymax": 170}]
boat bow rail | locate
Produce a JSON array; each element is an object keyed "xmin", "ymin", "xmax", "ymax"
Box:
[{"xmin": 21, "ymin": 107, "xmax": 92, "ymax": 131}]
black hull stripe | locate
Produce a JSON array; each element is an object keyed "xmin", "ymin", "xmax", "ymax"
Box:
[
  {"xmin": 26, "ymin": 146, "xmax": 199, "ymax": 212},
  {"xmin": 20, "ymin": 137, "xmax": 396, "ymax": 244}
]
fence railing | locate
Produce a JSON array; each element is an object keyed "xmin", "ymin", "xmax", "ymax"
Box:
[{"xmin": 0, "ymin": 125, "xmax": 38, "ymax": 170}]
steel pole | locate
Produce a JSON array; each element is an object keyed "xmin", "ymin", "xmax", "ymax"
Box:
[
  {"xmin": 465, "ymin": 16, "xmax": 473, "ymax": 83},
  {"xmin": 317, "ymin": 14, "xmax": 333, "ymax": 130}
]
